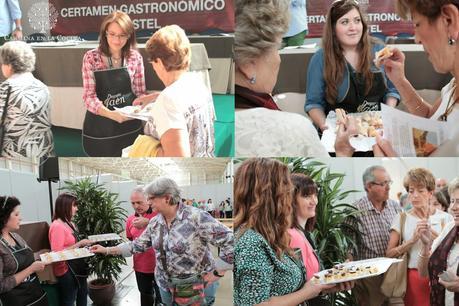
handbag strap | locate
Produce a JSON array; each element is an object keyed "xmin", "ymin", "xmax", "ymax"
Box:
[
  {"xmin": 0, "ymin": 85, "xmax": 11, "ymax": 155},
  {"xmin": 399, "ymin": 211, "xmax": 406, "ymax": 245},
  {"xmin": 159, "ymin": 225, "xmax": 172, "ymax": 281}
]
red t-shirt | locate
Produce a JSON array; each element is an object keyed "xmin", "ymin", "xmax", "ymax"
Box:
[
  {"xmin": 126, "ymin": 211, "xmax": 157, "ymax": 273},
  {"xmin": 49, "ymin": 219, "xmax": 76, "ymax": 277}
]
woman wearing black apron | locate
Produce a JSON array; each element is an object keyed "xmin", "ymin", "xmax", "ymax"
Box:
[
  {"xmin": 82, "ymin": 11, "xmax": 146, "ymax": 157},
  {"xmin": 49, "ymin": 194, "xmax": 92, "ymax": 306},
  {"xmin": 305, "ymin": 0, "xmax": 400, "ymax": 133},
  {"xmin": 0, "ymin": 196, "xmax": 48, "ymax": 306}
]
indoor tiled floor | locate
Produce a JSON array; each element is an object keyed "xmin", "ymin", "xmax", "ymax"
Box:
[{"xmin": 89, "ymin": 250, "xmax": 233, "ymax": 306}]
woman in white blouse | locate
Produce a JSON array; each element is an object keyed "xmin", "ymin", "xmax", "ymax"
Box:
[{"xmin": 386, "ymin": 168, "xmax": 452, "ymax": 306}]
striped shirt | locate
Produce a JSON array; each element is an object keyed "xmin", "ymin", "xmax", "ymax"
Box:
[
  {"xmin": 352, "ymin": 196, "xmax": 401, "ymax": 260},
  {"xmin": 82, "ymin": 48, "xmax": 146, "ymax": 114}
]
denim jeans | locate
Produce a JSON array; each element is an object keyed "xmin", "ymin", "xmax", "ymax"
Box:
[
  {"xmin": 56, "ymin": 269, "xmax": 87, "ymax": 306},
  {"xmin": 159, "ymin": 281, "xmax": 219, "ymax": 306}
]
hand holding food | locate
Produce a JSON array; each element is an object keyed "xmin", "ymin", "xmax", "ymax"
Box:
[{"xmin": 374, "ymin": 46, "xmax": 394, "ymax": 68}]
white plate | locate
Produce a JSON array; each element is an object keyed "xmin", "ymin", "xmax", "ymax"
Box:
[
  {"xmin": 115, "ymin": 105, "xmax": 153, "ymax": 121},
  {"xmin": 88, "ymin": 233, "xmax": 122, "ymax": 243},
  {"xmin": 320, "ymin": 110, "xmax": 381, "ymax": 152},
  {"xmin": 312, "ymin": 257, "xmax": 403, "ymax": 284},
  {"xmin": 40, "ymin": 248, "xmax": 94, "ymax": 263}
]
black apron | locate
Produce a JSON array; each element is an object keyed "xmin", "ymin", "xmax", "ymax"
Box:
[
  {"xmin": 65, "ymin": 222, "xmax": 89, "ymax": 287},
  {"xmin": 0, "ymin": 236, "xmax": 48, "ymax": 306},
  {"xmin": 82, "ymin": 58, "xmax": 142, "ymax": 157},
  {"xmin": 327, "ymin": 62, "xmax": 387, "ymax": 114}
]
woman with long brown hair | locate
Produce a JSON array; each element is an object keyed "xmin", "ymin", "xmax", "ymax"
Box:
[
  {"xmin": 234, "ymin": 158, "xmax": 337, "ymax": 305},
  {"xmin": 81, "ymin": 11, "xmax": 146, "ymax": 156},
  {"xmin": 305, "ymin": 0, "xmax": 399, "ymax": 132}
]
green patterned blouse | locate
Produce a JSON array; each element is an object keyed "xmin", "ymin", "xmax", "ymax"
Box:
[{"xmin": 234, "ymin": 229, "xmax": 304, "ymax": 305}]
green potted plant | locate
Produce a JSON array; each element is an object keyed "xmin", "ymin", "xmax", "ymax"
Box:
[
  {"xmin": 60, "ymin": 177, "xmax": 128, "ymax": 305},
  {"xmin": 279, "ymin": 157, "xmax": 362, "ymax": 306}
]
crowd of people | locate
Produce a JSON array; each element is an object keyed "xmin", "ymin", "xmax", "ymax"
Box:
[
  {"xmin": 181, "ymin": 197, "xmax": 233, "ymax": 219},
  {"xmin": 234, "ymin": 158, "xmax": 459, "ymax": 306},
  {"xmin": 0, "ymin": 10, "xmax": 215, "ymax": 158},
  {"xmin": 0, "ymin": 177, "xmax": 234, "ymax": 306}
]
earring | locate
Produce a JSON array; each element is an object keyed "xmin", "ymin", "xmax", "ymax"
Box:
[
  {"xmin": 449, "ymin": 37, "xmax": 456, "ymax": 45},
  {"xmin": 249, "ymin": 76, "xmax": 256, "ymax": 84}
]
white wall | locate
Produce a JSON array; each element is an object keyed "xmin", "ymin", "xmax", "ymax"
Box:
[
  {"xmin": 315, "ymin": 157, "xmax": 459, "ymax": 202},
  {"xmin": 0, "ymin": 169, "xmax": 232, "ymax": 223}
]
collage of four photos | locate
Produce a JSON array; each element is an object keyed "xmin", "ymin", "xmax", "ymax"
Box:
[{"xmin": 2, "ymin": 0, "xmax": 459, "ymax": 305}]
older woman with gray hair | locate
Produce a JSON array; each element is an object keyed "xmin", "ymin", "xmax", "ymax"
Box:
[
  {"xmin": 235, "ymin": 0, "xmax": 357, "ymax": 157},
  {"xmin": 91, "ymin": 177, "xmax": 233, "ymax": 306},
  {"xmin": 0, "ymin": 41, "xmax": 54, "ymax": 158}
]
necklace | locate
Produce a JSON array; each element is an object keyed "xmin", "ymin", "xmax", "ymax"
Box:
[
  {"xmin": 439, "ymin": 83, "xmax": 459, "ymax": 122},
  {"xmin": 111, "ymin": 56, "xmax": 122, "ymax": 65}
]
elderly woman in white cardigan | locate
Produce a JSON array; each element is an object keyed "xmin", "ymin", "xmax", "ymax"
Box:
[{"xmin": 0, "ymin": 41, "xmax": 54, "ymax": 158}]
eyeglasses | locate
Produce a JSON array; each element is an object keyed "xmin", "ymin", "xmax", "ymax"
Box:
[
  {"xmin": 106, "ymin": 31, "xmax": 129, "ymax": 40},
  {"xmin": 1, "ymin": 196, "xmax": 8, "ymax": 209},
  {"xmin": 371, "ymin": 180, "xmax": 393, "ymax": 187},
  {"xmin": 331, "ymin": 0, "xmax": 359, "ymax": 8}
]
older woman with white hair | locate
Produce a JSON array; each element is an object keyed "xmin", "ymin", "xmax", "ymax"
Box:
[
  {"xmin": 418, "ymin": 177, "xmax": 459, "ymax": 306},
  {"xmin": 0, "ymin": 41, "xmax": 54, "ymax": 158},
  {"xmin": 91, "ymin": 177, "xmax": 233, "ymax": 306}
]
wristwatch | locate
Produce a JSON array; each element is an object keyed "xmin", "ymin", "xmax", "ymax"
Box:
[
  {"xmin": 15, "ymin": 26, "xmax": 22, "ymax": 31},
  {"xmin": 212, "ymin": 270, "xmax": 224, "ymax": 277}
]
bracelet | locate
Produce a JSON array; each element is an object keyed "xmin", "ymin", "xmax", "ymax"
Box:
[
  {"xmin": 418, "ymin": 252, "xmax": 429, "ymax": 259},
  {"xmin": 413, "ymin": 98, "xmax": 424, "ymax": 111},
  {"xmin": 106, "ymin": 247, "xmax": 110, "ymax": 255}
]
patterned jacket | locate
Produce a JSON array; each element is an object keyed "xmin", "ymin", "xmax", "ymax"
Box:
[
  {"xmin": 118, "ymin": 203, "xmax": 233, "ymax": 289},
  {"xmin": 0, "ymin": 73, "xmax": 54, "ymax": 158}
]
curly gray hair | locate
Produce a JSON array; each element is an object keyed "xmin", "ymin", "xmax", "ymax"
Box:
[
  {"xmin": 0, "ymin": 41, "xmax": 36, "ymax": 74},
  {"xmin": 234, "ymin": 0, "xmax": 290, "ymax": 66},
  {"xmin": 448, "ymin": 177, "xmax": 459, "ymax": 198},
  {"xmin": 144, "ymin": 177, "xmax": 181, "ymax": 206}
]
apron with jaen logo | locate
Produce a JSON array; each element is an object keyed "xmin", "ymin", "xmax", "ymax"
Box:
[{"xmin": 82, "ymin": 58, "xmax": 142, "ymax": 156}]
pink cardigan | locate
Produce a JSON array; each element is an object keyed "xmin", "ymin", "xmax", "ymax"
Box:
[
  {"xmin": 49, "ymin": 219, "xmax": 76, "ymax": 277},
  {"xmin": 288, "ymin": 228, "xmax": 320, "ymax": 280}
]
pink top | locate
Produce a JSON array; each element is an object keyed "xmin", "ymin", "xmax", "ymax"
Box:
[
  {"xmin": 82, "ymin": 48, "xmax": 146, "ymax": 114},
  {"xmin": 49, "ymin": 219, "xmax": 76, "ymax": 277},
  {"xmin": 126, "ymin": 211, "xmax": 158, "ymax": 273},
  {"xmin": 288, "ymin": 228, "xmax": 320, "ymax": 280}
]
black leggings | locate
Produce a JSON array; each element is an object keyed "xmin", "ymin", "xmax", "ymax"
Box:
[{"xmin": 135, "ymin": 271, "xmax": 162, "ymax": 306}]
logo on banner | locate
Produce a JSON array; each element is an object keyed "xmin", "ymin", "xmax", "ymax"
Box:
[{"xmin": 28, "ymin": 2, "xmax": 59, "ymax": 33}]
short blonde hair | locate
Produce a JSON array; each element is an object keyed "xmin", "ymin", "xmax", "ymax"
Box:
[
  {"xmin": 234, "ymin": 0, "xmax": 289, "ymax": 66},
  {"xmin": 403, "ymin": 168, "xmax": 435, "ymax": 192},
  {"xmin": 146, "ymin": 25, "xmax": 191, "ymax": 72},
  {"xmin": 448, "ymin": 177, "xmax": 459, "ymax": 197}
]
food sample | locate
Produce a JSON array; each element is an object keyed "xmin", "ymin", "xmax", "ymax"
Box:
[
  {"xmin": 335, "ymin": 108, "xmax": 346, "ymax": 124},
  {"xmin": 40, "ymin": 248, "xmax": 93, "ymax": 263},
  {"xmin": 374, "ymin": 46, "xmax": 394, "ymax": 68},
  {"xmin": 354, "ymin": 112, "xmax": 383, "ymax": 137},
  {"xmin": 312, "ymin": 263, "xmax": 379, "ymax": 284}
]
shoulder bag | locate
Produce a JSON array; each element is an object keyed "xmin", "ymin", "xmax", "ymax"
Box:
[{"xmin": 381, "ymin": 211, "xmax": 408, "ymax": 298}]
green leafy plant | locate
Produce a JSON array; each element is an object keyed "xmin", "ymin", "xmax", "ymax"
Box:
[
  {"xmin": 60, "ymin": 177, "xmax": 128, "ymax": 285},
  {"xmin": 278, "ymin": 157, "xmax": 362, "ymax": 306}
]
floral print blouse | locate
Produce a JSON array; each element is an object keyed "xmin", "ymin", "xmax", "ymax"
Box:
[
  {"xmin": 234, "ymin": 229, "xmax": 304, "ymax": 305},
  {"xmin": 0, "ymin": 73, "xmax": 54, "ymax": 158},
  {"xmin": 118, "ymin": 203, "xmax": 233, "ymax": 290}
]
